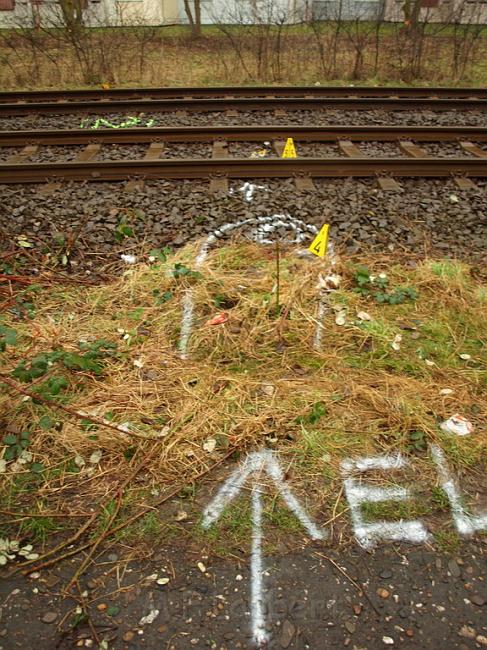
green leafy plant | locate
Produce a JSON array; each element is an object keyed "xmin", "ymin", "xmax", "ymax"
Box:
[
  {"xmin": 296, "ymin": 401, "xmax": 327, "ymax": 425},
  {"xmin": 152, "ymin": 289, "xmax": 173, "ymax": 305},
  {"xmin": 2, "ymin": 431, "xmax": 31, "ymax": 461},
  {"xmin": 0, "ymin": 324, "xmax": 17, "ymax": 351},
  {"xmin": 406, "ymin": 430, "xmax": 427, "ymax": 453},
  {"xmin": 114, "ymin": 208, "xmax": 145, "ymax": 243},
  {"xmin": 352, "ymin": 266, "xmax": 418, "ymax": 305},
  {"xmin": 10, "ymin": 287, "xmax": 40, "ymax": 319},
  {"xmin": 114, "ymin": 219, "xmax": 134, "ymax": 242},
  {"xmin": 375, "ymin": 287, "xmax": 418, "ymax": 305},
  {"xmin": 172, "ymin": 263, "xmax": 201, "ymax": 280},
  {"xmin": 149, "ymin": 247, "xmax": 171, "ymax": 263},
  {"xmin": 12, "ymin": 340, "xmax": 118, "ymax": 384}
]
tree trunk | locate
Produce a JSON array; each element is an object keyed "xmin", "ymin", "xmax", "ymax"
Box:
[{"xmin": 183, "ymin": 0, "xmax": 202, "ymax": 38}]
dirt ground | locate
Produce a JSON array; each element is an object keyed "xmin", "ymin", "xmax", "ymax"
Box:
[{"xmin": 1, "ymin": 535, "xmax": 486, "ymax": 649}]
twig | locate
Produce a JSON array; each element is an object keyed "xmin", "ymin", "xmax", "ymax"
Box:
[
  {"xmin": 315, "ymin": 551, "xmax": 381, "ymax": 617},
  {"xmin": 12, "ymin": 512, "xmax": 98, "ymax": 575},
  {"xmin": 21, "ymin": 446, "xmax": 240, "ymax": 581},
  {"xmin": 0, "ymin": 373, "xmax": 150, "ymax": 440},
  {"xmin": 0, "ymin": 509, "xmax": 89, "ymax": 518}
]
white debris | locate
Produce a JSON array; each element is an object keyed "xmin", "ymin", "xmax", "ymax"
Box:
[
  {"xmin": 449, "ymin": 194, "xmax": 459, "ymax": 204},
  {"xmin": 89, "ymin": 449, "xmax": 103, "ymax": 465},
  {"xmin": 157, "ymin": 425, "xmax": 171, "ymax": 438},
  {"xmin": 439, "ymin": 388, "xmax": 454, "ymax": 396},
  {"xmin": 133, "ymin": 358, "xmax": 144, "ymax": 368},
  {"xmin": 440, "ymin": 414, "xmax": 473, "ymax": 436},
  {"xmin": 260, "ymin": 382, "xmax": 275, "ymax": 397},
  {"xmin": 138, "ymin": 609, "xmax": 160, "ymax": 626},
  {"xmin": 121, "ymin": 254, "xmax": 137, "ymax": 264},
  {"xmin": 203, "ymin": 438, "xmax": 217, "ymax": 453},
  {"xmin": 459, "ymin": 353, "xmax": 471, "ymax": 360},
  {"xmin": 391, "ymin": 334, "xmax": 402, "ymax": 351},
  {"xmin": 156, "ymin": 577, "xmax": 170, "ymax": 585},
  {"xmin": 335, "ymin": 311, "xmax": 346, "ymax": 326},
  {"xmin": 197, "ymin": 561, "xmax": 207, "ymax": 573},
  {"xmin": 382, "ymin": 637, "xmax": 394, "ymax": 645},
  {"xmin": 317, "ymin": 274, "xmax": 341, "ymax": 290}
]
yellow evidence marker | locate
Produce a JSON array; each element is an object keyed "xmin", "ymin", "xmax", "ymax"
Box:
[
  {"xmin": 282, "ymin": 137, "xmax": 297, "ymax": 158},
  {"xmin": 308, "ymin": 223, "xmax": 330, "ymax": 257}
]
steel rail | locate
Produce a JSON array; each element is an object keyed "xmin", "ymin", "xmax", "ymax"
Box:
[
  {"xmin": 1, "ymin": 86, "xmax": 486, "ymax": 103},
  {"xmin": 1, "ymin": 158, "xmax": 485, "ymax": 183},
  {"xmin": 1, "ymin": 125, "xmax": 486, "ymax": 147},
  {"xmin": 1, "ymin": 97, "xmax": 486, "ymax": 117}
]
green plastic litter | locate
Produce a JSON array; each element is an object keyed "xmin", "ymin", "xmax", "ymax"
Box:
[{"xmin": 80, "ymin": 116, "xmax": 156, "ymax": 129}]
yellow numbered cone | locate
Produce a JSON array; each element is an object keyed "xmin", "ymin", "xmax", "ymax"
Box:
[
  {"xmin": 282, "ymin": 137, "xmax": 297, "ymax": 158},
  {"xmin": 308, "ymin": 223, "xmax": 330, "ymax": 258}
]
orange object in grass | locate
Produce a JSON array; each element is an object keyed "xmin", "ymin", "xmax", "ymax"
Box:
[{"xmin": 205, "ymin": 313, "xmax": 229, "ymax": 326}]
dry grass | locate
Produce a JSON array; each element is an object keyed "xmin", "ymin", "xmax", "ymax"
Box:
[
  {"xmin": 0, "ymin": 240, "xmax": 486, "ymax": 559},
  {"xmin": 0, "ymin": 27, "xmax": 486, "ymax": 89}
]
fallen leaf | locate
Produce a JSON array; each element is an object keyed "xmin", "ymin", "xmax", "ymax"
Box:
[{"xmin": 357, "ymin": 311, "xmax": 372, "ymax": 321}]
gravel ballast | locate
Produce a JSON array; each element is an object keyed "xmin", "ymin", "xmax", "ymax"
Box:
[
  {"xmin": 1, "ymin": 178, "xmax": 485, "ymax": 273},
  {"xmin": 1, "ymin": 108, "xmax": 486, "ymax": 131}
]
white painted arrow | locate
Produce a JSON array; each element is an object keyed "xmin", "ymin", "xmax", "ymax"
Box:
[{"xmin": 202, "ymin": 449, "xmax": 326, "ymax": 647}]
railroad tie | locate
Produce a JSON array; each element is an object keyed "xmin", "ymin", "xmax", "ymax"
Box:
[
  {"xmin": 400, "ymin": 140, "xmax": 478, "ymax": 190},
  {"xmin": 454, "ymin": 177, "xmax": 478, "ymax": 190},
  {"xmin": 273, "ymin": 140, "xmax": 286, "ymax": 157},
  {"xmin": 7, "ymin": 144, "xmax": 38, "ymax": 163},
  {"xmin": 144, "ymin": 142, "xmax": 165, "ymax": 160},
  {"xmin": 223, "ymin": 97, "xmax": 238, "ymax": 118},
  {"xmin": 210, "ymin": 140, "xmax": 229, "ymax": 193},
  {"xmin": 338, "ymin": 140, "xmax": 403, "ymax": 191},
  {"xmin": 338, "ymin": 140, "xmax": 363, "ymax": 158},
  {"xmin": 460, "ymin": 141, "xmax": 487, "ymax": 158},
  {"xmin": 212, "ymin": 141, "xmax": 228, "ymax": 158},
  {"xmin": 399, "ymin": 141, "xmax": 429, "ymax": 158},
  {"xmin": 376, "ymin": 176, "xmax": 402, "ymax": 192},
  {"xmin": 75, "ymin": 143, "xmax": 101, "ymax": 162},
  {"xmin": 294, "ymin": 176, "xmax": 316, "ymax": 192}
]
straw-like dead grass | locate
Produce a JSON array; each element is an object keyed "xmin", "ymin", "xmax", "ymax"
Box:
[{"xmin": 0, "ymin": 240, "xmax": 485, "ymax": 558}]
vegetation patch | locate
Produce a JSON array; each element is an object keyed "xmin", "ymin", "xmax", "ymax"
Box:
[{"xmin": 0, "ymin": 242, "xmax": 485, "ymax": 570}]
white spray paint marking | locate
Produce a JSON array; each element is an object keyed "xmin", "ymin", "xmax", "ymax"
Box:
[
  {"xmin": 239, "ymin": 182, "xmax": 266, "ymax": 202},
  {"xmin": 178, "ymin": 214, "xmax": 318, "ymax": 359},
  {"xmin": 313, "ymin": 240, "xmax": 340, "ymax": 352},
  {"xmin": 202, "ymin": 449, "xmax": 325, "ymax": 646},
  {"xmin": 341, "ymin": 454, "xmax": 430, "ymax": 550},
  {"xmin": 430, "ymin": 444, "xmax": 487, "ymax": 536},
  {"xmin": 250, "ymin": 483, "xmax": 266, "ymax": 646}
]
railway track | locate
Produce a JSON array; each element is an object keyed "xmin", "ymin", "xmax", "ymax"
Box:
[
  {"xmin": 1, "ymin": 125, "xmax": 486, "ymax": 146},
  {"xmin": 0, "ymin": 95, "xmax": 486, "ymax": 117},
  {"xmin": 1, "ymin": 85, "xmax": 486, "ymax": 103},
  {"xmin": 1, "ymin": 125, "xmax": 486, "ymax": 187}
]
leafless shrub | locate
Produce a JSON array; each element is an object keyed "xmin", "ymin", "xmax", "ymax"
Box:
[{"xmin": 212, "ymin": 0, "xmax": 301, "ymax": 82}]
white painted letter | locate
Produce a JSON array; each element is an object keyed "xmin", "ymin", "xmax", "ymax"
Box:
[
  {"xmin": 341, "ymin": 454, "xmax": 430, "ymax": 550},
  {"xmin": 430, "ymin": 444, "xmax": 487, "ymax": 536}
]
